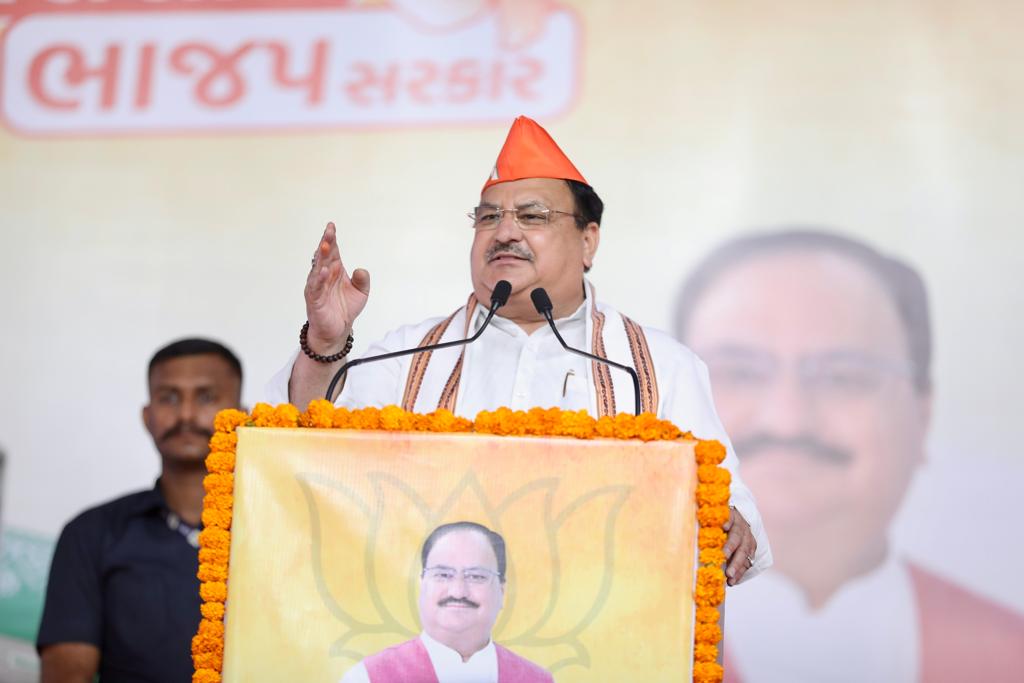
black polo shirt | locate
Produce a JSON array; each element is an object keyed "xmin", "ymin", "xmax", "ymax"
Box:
[{"xmin": 37, "ymin": 480, "xmax": 201, "ymax": 682}]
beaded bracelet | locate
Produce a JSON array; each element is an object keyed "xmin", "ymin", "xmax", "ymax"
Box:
[{"xmin": 299, "ymin": 321, "xmax": 353, "ymax": 363}]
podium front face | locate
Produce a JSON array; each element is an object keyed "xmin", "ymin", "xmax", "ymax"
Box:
[{"xmin": 221, "ymin": 427, "xmax": 698, "ymax": 682}]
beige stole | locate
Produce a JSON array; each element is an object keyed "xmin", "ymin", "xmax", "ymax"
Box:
[{"xmin": 400, "ymin": 290, "xmax": 659, "ymax": 417}]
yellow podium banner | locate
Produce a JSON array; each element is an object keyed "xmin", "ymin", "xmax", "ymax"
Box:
[{"xmin": 219, "ymin": 426, "xmax": 698, "ymax": 682}]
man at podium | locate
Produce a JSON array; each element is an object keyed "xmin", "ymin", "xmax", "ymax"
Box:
[{"xmin": 266, "ymin": 116, "xmax": 771, "ymax": 586}]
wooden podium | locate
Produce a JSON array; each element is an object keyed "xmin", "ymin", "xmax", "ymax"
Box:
[{"xmin": 191, "ymin": 403, "xmax": 729, "ymax": 683}]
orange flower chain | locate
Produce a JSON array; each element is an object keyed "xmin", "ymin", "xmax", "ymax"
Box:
[
  {"xmin": 693, "ymin": 439, "xmax": 730, "ymax": 683},
  {"xmin": 191, "ymin": 402, "xmax": 729, "ymax": 683}
]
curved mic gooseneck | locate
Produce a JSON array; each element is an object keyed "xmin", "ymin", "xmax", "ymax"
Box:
[
  {"xmin": 530, "ymin": 287, "xmax": 642, "ymax": 416},
  {"xmin": 323, "ymin": 280, "xmax": 513, "ymax": 401}
]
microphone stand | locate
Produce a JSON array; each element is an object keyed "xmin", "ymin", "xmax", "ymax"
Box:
[
  {"xmin": 531, "ymin": 288, "xmax": 642, "ymax": 416},
  {"xmin": 324, "ymin": 281, "xmax": 512, "ymax": 401}
]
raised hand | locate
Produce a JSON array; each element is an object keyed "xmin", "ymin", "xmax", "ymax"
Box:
[
  {"xmin": 290, "ymin": 222, "xmax": 371, "ymax": 406},
  {"xmin": 304, "ymin": 222, "xmax": 371, "ymax": 352}
]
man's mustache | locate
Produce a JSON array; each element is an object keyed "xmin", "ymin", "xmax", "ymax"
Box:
[
  {"xmin": 160, "ymin": 422, "xmax": 213, "ymax": 442},
  {"xmin": 485, "ymin": 243, "xmax": 534, "ymax": 262},
  {"xmin": 734, "ymin": 434, "xmax": 853, "ymax": 466},
  {"xmin": 438, "ymin": 597, "xmax": 479, "ymax": 608}
]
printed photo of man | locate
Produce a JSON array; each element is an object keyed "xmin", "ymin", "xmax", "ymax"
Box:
[{"xmin": 341, "ymin": 521, "xmax": 552, "ymax": 683}]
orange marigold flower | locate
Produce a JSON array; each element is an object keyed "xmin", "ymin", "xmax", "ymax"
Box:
[
  {"xmin": 698, "ymin": 527, "xmax": 727, "ymax": 549},
  {"xmin": 203, "ymin": 473, "xmax": 234, "ymax": 496},
  {"xmin": 473, "ymin": 409, "xmax": 497, "ymax": 433},
  {"xmin": 200, "ymin": 602, "xmax": 225, "ymax": 620},
  {"xmin": 213, "ymin": 409, "xmax": 249, "ymax": 434},
  {"xmin": 205, "ymin": 451, "xmax": 235, "ymax": 475},
  {"xmin": 695, "ymin": 622, "xmax": 722, "ymax": 645},
  {"xmin": 612, "ymin": 412, "xmax": 638, "ymax": 439},
  {"xmin": 594, "ymin": 415, "xmax": 616, "ymax": 438},
  {"xmin": 557, "ymin": 409, "xmax": 596, "ymax": 439},
  {"xmin": 197, "ymin": 619, "xmax": 225, "ymax": 638},
  {"xmin": 199, "ymin": 528, "xmax": 231, "ymax": 551},
  {"xmin": 635, "ymin": 413, "xmax": 663, "ymax": 441},
  {"xmin": 697, "ymin": 505, "xmax": 731, "ymax": 529},
  {"xmin": 697, "ymin": 464, "xmax": 721, "ymax": 483},
  {"xmin": 249, "ymin": 402, "xmax": 275, "ymax": 426},
  {"xmin": 192, "ymin": 668, "xmax": 222, "ymax": 683},
  {"xmin": 331, "ymin": 406, "xmax": 352, "ymax": 429},
  {"xmin": 525, "ymin": 407, "xmax": 557, "ymax": 435},
  {"xmin": 199, "ymin": 581, "xmax": 228, "ymax": 603},
  {"xmin": 191, "ymin": 633, "xmax": 223, "ymax": 655},
  {"xmin": 699, "ymin": 547, "xmax": 727, "ymax": 566},
  {"xmin": 380, "ymin": 405, "xmax": 413, "ymax": 431},
  {"xmin": 422, "ymin": 409, "xmax": 451, "ymax": 431},
  {"xmin": 201, "ymin": 508, "xmax": 232, "ymax": 530},
  {"xmin": 695, "ymin": 439, "xmax": 726, "ymax": 465},
  {"xmin": 193, "ymin": 650, "xmax": 223, "ymax": 672},
  {"xmin": 203, "ymin": 493, "xmax": 233, "ymax": 512},
  {"xmin": 710, "ymin": 467, "xmax": 731, "ymax": 486},
  {"xmin": 299, "ymin": 399, "xmax": 336, "ymax": 428},
  {"xmin": 693, "ymin": 661, "xmax": 724, "ymax": 683},
  {"xmin": 696, "ymin": 483, "xmax": 730, "ymax": 507},
  {"xmin": 208, "ymin": 432, "xmax": 238, "ymax": 452},
  {"xmin": 694, "ymin": 642, "xmax": 719, "ymax": 663},
  {"xmin": 695, "ymin": 566, "xmax": 726, "ymax": 607},
  {"xmin": 272, "ymin": 404, "xmax": 300, "ymax": 427},
  {"xmin": 695, "ymin": 606, "xmax": 720, "ymax": 624},
  {"xmin": 448, "ymin": 414, "xmax": 473, "ymax": 432},
  {"xmin": 350, "ymin": 407, "xmax": 381, "ymax": 430},
  {"xmin": 197, "ymin": 562, "xmax": 228, "ymax": 583},
  {"xmin": 199, "ymin": 548, "xmax": 229, "ymax": 565}
]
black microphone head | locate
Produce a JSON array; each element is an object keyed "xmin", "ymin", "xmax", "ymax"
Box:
[
  {"xmin": 530, "ymin": 288, "xmax": 553, "ymax": 315},
  {"xmin": 490, "ymin": 280, "xmax": 512, "ymax": 308}
]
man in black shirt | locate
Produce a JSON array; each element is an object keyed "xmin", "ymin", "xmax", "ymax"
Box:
[{"xmin": 37, "ymin": 338, "xmax": 243, "ymax": 683}]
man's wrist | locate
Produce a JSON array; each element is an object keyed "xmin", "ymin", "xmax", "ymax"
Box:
[{"xmin": 299, "ymin": 321, "xmax": 353, "ymax": 363}]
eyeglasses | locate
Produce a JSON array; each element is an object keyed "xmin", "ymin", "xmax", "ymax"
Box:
[
  {"xmin": 467, "ymin": 204, "xmax": 581, "ymax": 230},
  {"xmin": 700, "ymin": 348, "xmax": 915, "ymax": 402},
  {"xmin": 421, "ymin": 565, "xmax": 502, "ymax": 585}
]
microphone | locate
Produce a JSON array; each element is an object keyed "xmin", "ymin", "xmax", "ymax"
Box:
[
  {"xmin": 324, "ymin": 280, "xmax": 513, "ymax": 400},
  {"xmin": 530, "ymin": 288, "xmax": 642, "ymax": 416}
]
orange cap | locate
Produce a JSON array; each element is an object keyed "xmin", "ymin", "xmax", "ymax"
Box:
[{"xmin": 482, "ymin": 115, "xmax": 588, "ymax": 192}]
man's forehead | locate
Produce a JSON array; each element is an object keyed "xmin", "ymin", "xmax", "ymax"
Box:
[
  {"xmin": 687, "ymin": 250, "xmax": 908, "ymax": 355},
  {"xmin": 149, "ymin": 354, "xmax": 238, "ymax": 387},
  {"xmin": 426, "ymin": 529, "xmax": 497, "ymax": 565},
  {"xmin": 479, "ymin": 177, "xmax": 571, "ymax": 206}
]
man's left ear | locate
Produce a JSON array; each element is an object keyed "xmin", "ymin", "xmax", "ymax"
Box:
[
  {"xmin": 142, "ymin": 404, "xmax": 155, "ymax": 438},
  {"xmin": 582, "ymin": 222, "xmax": 600, "ymax": 270}
]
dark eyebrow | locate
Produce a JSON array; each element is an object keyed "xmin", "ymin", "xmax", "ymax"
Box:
[{"xmin": 514, "ymin": 200, "xmax": 548, "ymax": 210}]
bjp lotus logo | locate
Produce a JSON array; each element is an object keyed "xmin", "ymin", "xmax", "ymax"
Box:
[{"xmin": 296, "ymin": 469, "xmax": 632, "ymax": 675}]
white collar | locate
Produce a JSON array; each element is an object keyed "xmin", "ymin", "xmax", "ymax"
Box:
[
  {"xmin": 419, "ymin": 630, "xmax": 496, "ymax": 668},
  {"xmin": 727, "ymin": 550, "xmax": 919, "ymax": 682},
  {"xmin": 473, "ymin": 287, "xmax": 589, "ymax": 338}
]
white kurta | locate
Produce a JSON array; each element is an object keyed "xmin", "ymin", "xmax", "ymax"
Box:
[
  {"xmin": 265, "ymin": 286, "xmax": 772, "ymax": 579},
  {"xmin": 339, "ymin": 633, "xmax": 499, "ymax": 683},
  {"xmin": 726, "ymin": 554, "xmax": 920, "ymax": 682}
]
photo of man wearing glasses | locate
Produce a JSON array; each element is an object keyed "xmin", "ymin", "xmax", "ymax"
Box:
[{"xmin": 340, "ymin": 521, "xmax": 552, "ymax": 683}]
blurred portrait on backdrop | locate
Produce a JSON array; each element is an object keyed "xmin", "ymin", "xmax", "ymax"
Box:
[{"xmin": 674, "ymin": 229, "xmax": 1024, "ymax": 683}]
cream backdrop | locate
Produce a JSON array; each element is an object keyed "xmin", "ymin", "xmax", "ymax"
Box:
[{"xmin": 1, "ymin": 0, "xmax": 1022, "ymax": 655}]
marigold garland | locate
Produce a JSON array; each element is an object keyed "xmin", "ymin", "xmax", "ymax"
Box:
[{"xmin": 191, "ymin": 401, "xmax": 729, "ymax": 683}]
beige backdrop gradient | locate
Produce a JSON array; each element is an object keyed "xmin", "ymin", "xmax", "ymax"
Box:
[{"xmin": 1, "ymin": 0, "xmax": 1023, "ymax": 674}]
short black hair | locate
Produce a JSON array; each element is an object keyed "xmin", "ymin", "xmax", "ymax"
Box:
[
  {"xmin": 566, "ymin": 179, "xmax": 603, "ymax": 229},
  {"xmin": 148, "ymin": 338, "xmax": 243, "ymax": 382},
  {"xmin": 421, "ymin": 521, "xmax": 507, "ymax": 583},
  {"xmin": 674, "ymin": 228, "xmax": 932, "ymax": 394}
]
